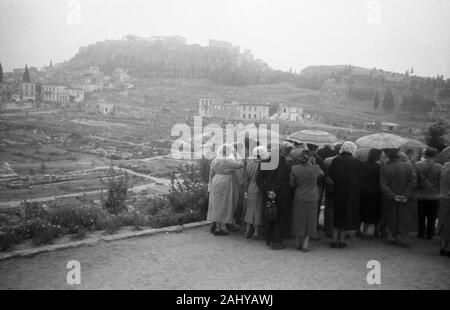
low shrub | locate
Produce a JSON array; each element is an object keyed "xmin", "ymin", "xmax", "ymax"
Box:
[
  {"xmin": 48, "ymin": 203, "xmax": 107, "ymax": 234},
  {"xmin": 0, "ymin": 226, "xmax": 25, "ymax": 251},
  {"xmin": 22, "ymin": 218, "xmax": 66, "ymax": 246},
  {"xmin": 101, "ymin": 215, "xmax": 123, "ymax": 234}
]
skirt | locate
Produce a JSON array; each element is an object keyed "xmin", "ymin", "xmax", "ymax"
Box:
[
  {"xmin": 291, "ymin": 200, "xmax": 317, "ymax": 238},
  {"xmin": 244, "ymin": 192, "xmax": 264, "ymax": 226}
]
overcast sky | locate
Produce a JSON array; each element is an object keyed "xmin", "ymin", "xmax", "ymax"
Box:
[{"xmin": 1, "ymin": 0, "xmax": 449, "ymax": 78}]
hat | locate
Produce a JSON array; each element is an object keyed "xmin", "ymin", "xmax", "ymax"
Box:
[
  {"xmin": 253, "ymin": 145, "xmax": 270, "ymax": 160},
  {"xmin": 339, "ymin": 141, "xmax": 357, "ymax": 156}
]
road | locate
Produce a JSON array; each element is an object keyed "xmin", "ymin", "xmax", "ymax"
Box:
[{"xmin": 0, "ymin": 227, "xmax": 448, "ymax": 289}]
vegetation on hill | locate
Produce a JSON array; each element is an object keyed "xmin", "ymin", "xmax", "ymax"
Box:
[{"xmin": 67, "ymin": 39, "xmax": 294, "ymax": 86}]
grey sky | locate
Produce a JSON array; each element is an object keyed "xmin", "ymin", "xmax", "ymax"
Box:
[{"xmin": 1, "ymin": 0, "xmax": 449, "ymax": 78}]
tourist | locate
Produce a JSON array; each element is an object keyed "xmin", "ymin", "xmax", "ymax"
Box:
[
  {"xmin": 279, "ymin": 142, "xmax": 295, "ymax": 239},
  {"xmin": 328, "ymin": 141, "xmax": 361, "ymax": 248},
  {"xmin": 380, "ymin": 149, "xmax": 417, "ymax": 247},
  {"xmin": 243, "ymin": 146, "xmax": 265, "ymax": 240},
  {"xmin": 359, "ymin": 148, "xmax": 382, "ymax": 239},
  {"xmin": 438, "ymin": 162, "xmax": 450, "ymax": 257},
  {"xmin": 232, "ymin": 142, "xmax": 246, "ymax": 229},
  {"xmin": 207, "ymin": 144, "xmax": 244, "ymax": 236},
  {"xmin": 307, "ymin": 144, "xmax": 326, "ymax": 233},
  {"xmin": 289, "ymin": 149, "xmax": 324, "ymax": 252},
  {"xmin": 415, "ymin": 147, "xmax": 442, "ymax": 239},
  {"xmin": 323, "ymin": 143, "xmax": 343, "ymax": 238},
  {"xmin": 317, "ymin": 144, "xmax": 336, "ymax": 161},
  {"xmin": 257, "ymin": 145, "xmax": 291, "ymax": 250}
]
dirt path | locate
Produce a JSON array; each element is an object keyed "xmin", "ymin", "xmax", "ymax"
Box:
[{"xmin": 0, "ymin": 227, "xmax": 449, "ymax": 290}]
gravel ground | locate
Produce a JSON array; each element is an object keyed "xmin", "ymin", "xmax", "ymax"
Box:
[{"xmin": 0, "ymin": 227, "xmax": 449, "ymax": 290}]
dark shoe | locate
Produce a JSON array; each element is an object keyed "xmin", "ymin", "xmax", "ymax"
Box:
[
  {"xmin": 270, "ymin": 243, "xmax": 285, "ymax": 250},
  {"xmin": 426, "ymin": 236, "xmax": 433, "ymax": 240},
  {"xmin": 338, "ymin": 242, "xmax": 347, "ymax": 248},
  {"xmin": 330, "ymin": 242, "xmax": 338, "ymax": 248},
  {"xmin": 296, "ymin": 244, "xmax": 303, "ymax": 251},
  {"xmin": 209, "ymin": 223, "xmax": 216, "ymax": 234},
  {"xmin": 417, "ymin": 234, "xmax": 425, "ymax": 240},
  {"xmin": 440, "ymin": 248, "xmax": 447, "ymax": 256}
]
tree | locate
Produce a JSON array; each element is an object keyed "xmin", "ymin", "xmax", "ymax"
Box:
[
  {"xmin": 425, "ymin": 120, "xmax": 448, "ymax": 150},
  {"xmin": 373, "ymin": 90, "xmax": 380, "ymax": 110},
  {"xmin": 382, "ymin": 87, "xmax": 395, "ymax": 110},
  {"xmin": 0, "ymin": 62, "xmax": 3, "ymax": 83},
  {"xmin": 410, "ymin": 67, "xmax": 414, "ymax": 75},
  {"xmin": 100, "ymin": 166, "xmax": 130, "ymax": 215},
  {"xmin": 23, "ymin": 64, "xmax": 31, "ymax": 82}
]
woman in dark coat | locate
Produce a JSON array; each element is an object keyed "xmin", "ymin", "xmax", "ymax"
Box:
[
  {"xmin": 328, "ymin": 141, "xmax": 362, "ymax": 248},
  {"xmin": 256, "ymin": 146, "xmax": 291, "ymax": 250},
  {"xmin": 359, "ymin": 148, "xmax": 382, "ymax": 238}
]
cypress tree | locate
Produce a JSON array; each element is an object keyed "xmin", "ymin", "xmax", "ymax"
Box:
[
  {"xmin": 373, "ymin": 90, "xmax": 380, "ymax": 110},
  {"xmin": 0, "ymin": 62, "xmax": 3, "ymax": 83},
  {"xmin": 382, "ymin": 87, "xmax": 395, "ymax": 110},
  {"xmin": 23, "ymin": 64, "xmax": 31, "ymax": 82}
]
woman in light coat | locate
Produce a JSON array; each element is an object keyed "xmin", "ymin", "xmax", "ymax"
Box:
[
  {"xmin": 207, "ymin": 144, "xmax": 244, "ymax": 235},
  {"xmin": 243, "ymin": 146, "xmax": 266, "ymax": 239}
]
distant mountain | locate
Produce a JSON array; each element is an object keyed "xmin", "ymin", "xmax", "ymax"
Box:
[{"xmin": 66, "ymin": 36, "xmax": 283, "ymax": 86}]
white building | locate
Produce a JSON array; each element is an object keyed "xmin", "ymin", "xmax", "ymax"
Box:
[
  {"xmin": 20, "ymin": 82, "xmax": 36, "ymax": 101},
  {"xmin": 199, "ymin": 98, "xmax": 270, "ymax": 120},
  {"xmin": 96, "ymin": 102, "xmax": 115, "ymax": 115},
  {"xmin": 67, "ymin": 88, "xmax": 85, "ymax": 103},
  {"xmin": 237, "ymin": 103, "xmax": 270, "ymax": 120},
  {"xmin": 276, "ymin": 104, "xmax": 304, "ymax": 122},
  {"xmin": 42, "ymin": 85, "xmax": 84, "ymax": 104},
  {"xmin": 42, "ymin": 85, "xmax": 69, "ymax": 104}
]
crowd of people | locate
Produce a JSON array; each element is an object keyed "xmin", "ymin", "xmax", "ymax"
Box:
[{"xmin": 206, "ymin": 138, "xmax": 450, "ymax": 256}]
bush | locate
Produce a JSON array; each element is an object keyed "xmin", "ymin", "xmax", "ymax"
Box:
[
  {"xmin": 101, "ymin": 215, "xmax": 123, "ymax": 234},
  {"xmin": 0, "ymin": 226, "xmax": 25, "ymax": 251},
  {"xmin": 48, "ymin": 203, "xmax": 107, "ymax": 234},
  {"xmin": 166, "ymin": 163, "xmax": 209, "ymax": 217},
  {"xmin": 101, "ymin": 167, "xmax": 129, "ymax": 215},
  {"xmin": 22, "ymin": 218, "xmax": 65, "ymax": 246}
]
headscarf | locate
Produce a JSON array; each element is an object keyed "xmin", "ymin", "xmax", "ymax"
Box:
[
  {"xmin": 339, "ymin": 141, "xmax": 357, "ymax": 156},
  {"xmin": 290, "ymin": 148, "xmax": 309, "ymax": 164},
  {"xmin": 216, "ymin": 143, "xmax": 234, "ymax": 160},
  {"xmin": 297, "ymin": 150, "xmax": 312, "ymax": 165},
  {"xmin": 253, "ymin": 145, "xmax": 270, "ymax": 160},
  {"xmin": 280, "ymin": 141, "xmax": 294, "ymax": 156}
]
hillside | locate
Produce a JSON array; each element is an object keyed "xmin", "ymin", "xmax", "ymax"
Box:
[{"xmin": 66, "ymin": 37, "xmax": 285, "ymax": 86}]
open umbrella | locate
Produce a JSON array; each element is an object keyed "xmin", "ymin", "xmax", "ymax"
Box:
[
  {"xmin": 355, "ymin": 133, "xmax": 408, "ymax": 149},
  {"xmin": 436, "ymin": 146, "xmax": 450, "ymax": 164},
  {"xmin": 286, "ymin": 130, "xmax": 337, "ymax": 146},
  {"xmin": 400, "ymin": 138, "xmax": 427, "ymax": 150}
]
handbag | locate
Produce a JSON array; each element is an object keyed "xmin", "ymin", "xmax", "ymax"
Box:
[{"xmin": 265, "ymin": 199, "xmax": 278, "ymax": 220}]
